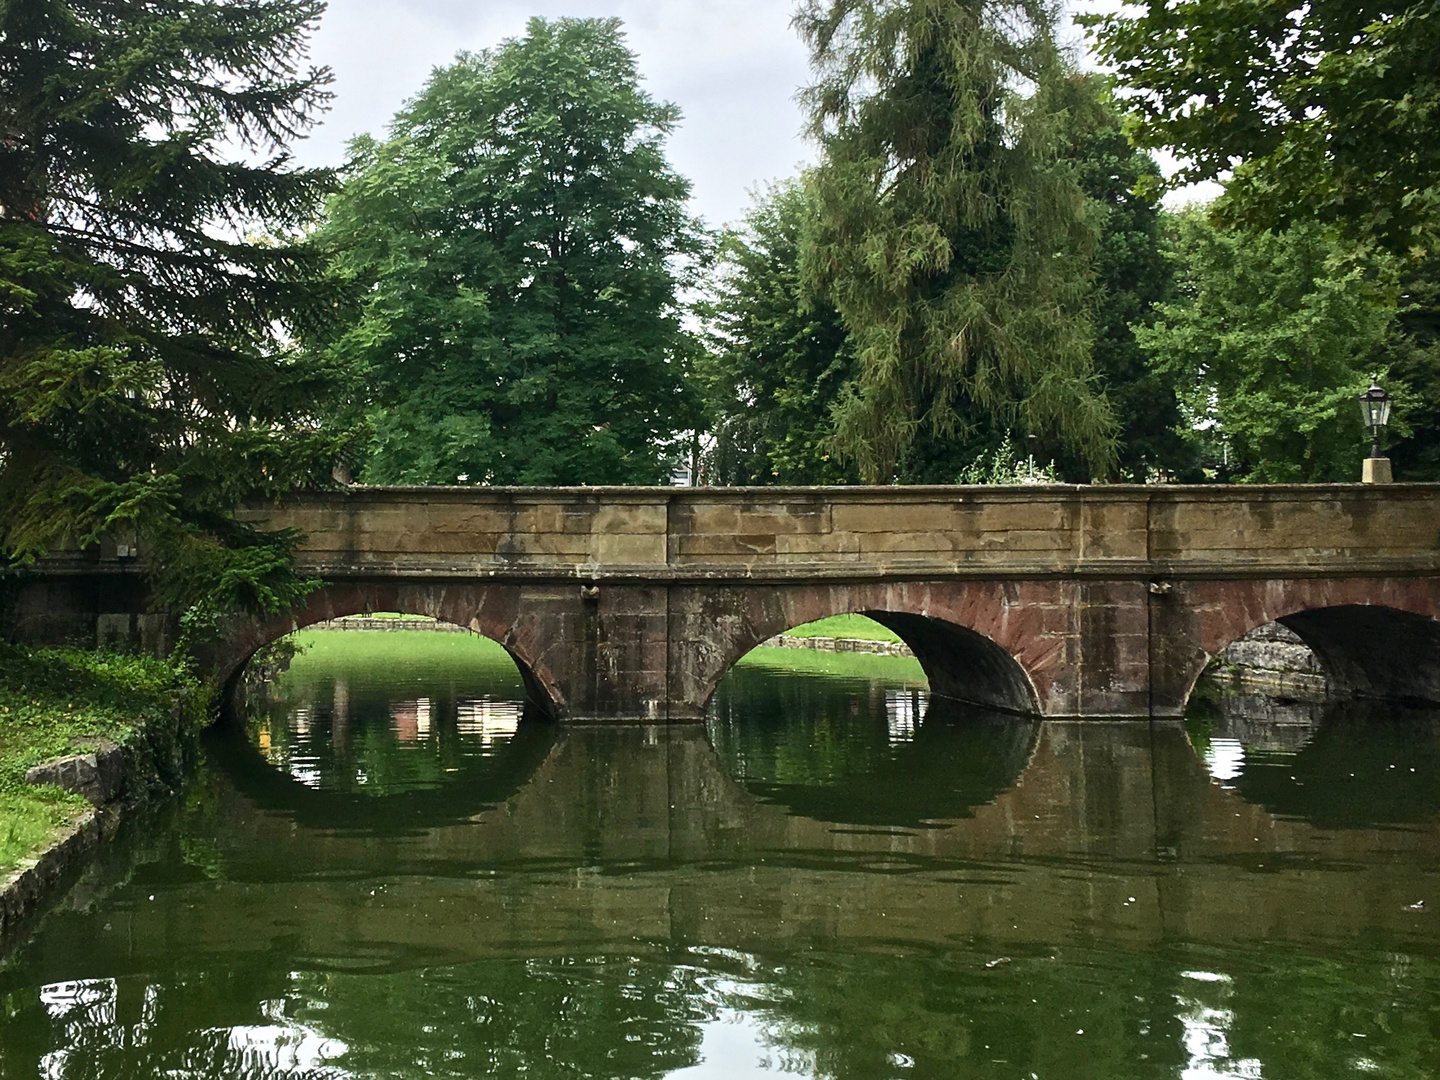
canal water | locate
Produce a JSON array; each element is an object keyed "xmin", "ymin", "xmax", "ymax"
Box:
[{"xmin": 3, "ymin": 628, "xmax": 1440, "ymax": 1078}]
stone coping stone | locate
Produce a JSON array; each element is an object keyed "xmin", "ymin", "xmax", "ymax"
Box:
[
  {"xmin": 2, "ymin": 708, "xmax": 186, "ymax": 952},
  {"xmin": 0, "ymin": 807, "xmax": 120, "ymax": 952}
]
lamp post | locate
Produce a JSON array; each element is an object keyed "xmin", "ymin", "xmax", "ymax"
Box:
[{"xmin": 1357, "ymin": 381, "xmax": 1394, "ymax": 484}]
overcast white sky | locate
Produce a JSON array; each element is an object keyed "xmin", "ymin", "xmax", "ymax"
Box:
[{"xmin": 290, "ymin": 0, "xmax": 1209, "ymax": 229}]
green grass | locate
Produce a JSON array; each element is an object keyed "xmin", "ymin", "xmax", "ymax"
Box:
[
  {"xmin": 279, "ymin": 627, "xmax": 521, "ymax": 693},
  {"xmin": 737, "ymin": 644, "xmax": 926, "ymax": 685},
  {"xmin": 780, "ymin": 614, "xmax": 901, "ymax": 643},
  {"xmin": 0, "ymin": 646, "xmax": 202, "ymax": 874}
]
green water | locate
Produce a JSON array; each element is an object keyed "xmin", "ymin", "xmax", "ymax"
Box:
[{"xmin": 3, "ymin": 631, "xmax": 1440, "ymax": 1078}]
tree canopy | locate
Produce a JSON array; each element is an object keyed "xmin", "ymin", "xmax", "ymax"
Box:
[
  {"xmin": 795, "ymin": 0, "xmax": 1118, "ymax": 482},
  {"xmin": 1085, "ymin": 1, "xmax": 1440, "ymax": 258},
  {"xmin": 315, "ymin": 18, "xmax": 703, "ymax": 486},
  {"xmin": 699, "ymin": 181, "xmax": 857, "ymax": 486},
  {"xmin": 1066, "ymin": 92, "xmax": 1197, "ymax": 483},
  {"xmin": 0, "ymin": 0, "xmax": 353, "ymax": 628},
  {"xmin": 1138, "ymin": 213, "xmax": 1407, "ymax": 482}
]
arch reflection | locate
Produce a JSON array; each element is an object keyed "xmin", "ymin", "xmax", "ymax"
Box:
[
  {"xmin": 1189, "ymin": 695, "xmax": 1440, "ymax": 829},
  {"xmin": 708, "ymin": 650, "xmax": 1038, "ymax": 827},
  {"xmin": 223, "ymin": 625, "xmax": 557, "ymax": 832}
]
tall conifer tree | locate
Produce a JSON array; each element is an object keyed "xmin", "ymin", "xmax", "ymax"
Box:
[
  {"xmin": 0, "ymin": 0, "xmax": 351, "ymax": 629},
  {"xmin": 796, "ymin": 0, "xmax": 1116, "ymax": 481}
]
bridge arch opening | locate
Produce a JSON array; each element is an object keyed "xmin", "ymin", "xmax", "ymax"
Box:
[
  {"xmin": 862, "ymin": 611, "xmax": 1040, "ymax": 717},
  {"xmin": 223, "ymin": 613, "xmax": 559, "ymax": 828},
  {"xmin": 1278, "ymin": 605, "xmax": 1440, "ymax": 705},
  {"xmin": 1189, "ymin": 604, "xmax": 1440, "ymax": 713},
  {"xmin": 703, "ymin": 610, "xmax": 1040, "ymax": 719},
  {"xmin": 221, "ymin": 583, "xmax": 561, "ymax": 722}
]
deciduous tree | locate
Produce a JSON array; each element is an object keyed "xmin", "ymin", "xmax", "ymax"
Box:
[
  {"xmin": 316, "ymin": 18, "xmax": 703, "ymax": 486},
  {"xmin": 699, "ymin": 181, "xmax": 857, "ymax": 485},
  {"xmin": 1085, "ymin": 1, "xmax": 1440, "ymax": 258},
  {"xmin": 1138, "ymin": 213, "xmax": 1406, "ymax": 482}
]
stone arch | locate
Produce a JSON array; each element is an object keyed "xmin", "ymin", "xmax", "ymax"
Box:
[
  {"xmin": 678, "ymin": 581, "xmax": 1050, "ymax": 717},
  {"xmin": 1171, "ymin": 578, "xmax": 1440, "ymax": 711},
  {"xmin": 213, "ymin": 581, "xmax": 562, "ymax": 720}
]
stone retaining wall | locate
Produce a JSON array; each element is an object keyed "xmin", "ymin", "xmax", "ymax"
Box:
[
  {"xmin": 759, "ymin": 634, "xmax": 915, "ymax": 658},
  {"xmin": 1212, "ymin": 621, "xmax": 1327, "ymax": 699},
  {"xmin": 309, "ymin": 617, "xmax": 468, "ymax": 632},
  {"xmin": 0, "ymin": 706, "xmax": 191, "ymax": 951}
]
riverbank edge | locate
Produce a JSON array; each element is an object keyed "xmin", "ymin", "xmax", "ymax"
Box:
[{"xmin": 0, "ymin": 700, "xmax": 199, "ymax": 952}]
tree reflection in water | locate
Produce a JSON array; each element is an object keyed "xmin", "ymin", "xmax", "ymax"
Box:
[
  {"xmin": 707, "ymin": 655, "xmax": 1039, "ymax": 827},
  {"xmin": 5, "ymin": 638, "xmax": 1440, "ymax": 1078}
]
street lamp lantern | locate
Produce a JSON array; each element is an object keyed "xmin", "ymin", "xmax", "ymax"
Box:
[
  {"xmin": 1358, "ymin": 381, "xmax": 1393, "ymax": 457},
  {"xmin": 1357, "ymin": 381, "xmax": 1394, "ymax": 483}
]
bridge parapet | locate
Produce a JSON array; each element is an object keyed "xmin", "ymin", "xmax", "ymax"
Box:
[{"xmin": 241, "ymin": 484, "xmax": 1440, "ymax": 582}]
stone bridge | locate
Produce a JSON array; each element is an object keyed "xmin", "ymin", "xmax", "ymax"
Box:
[{"xmin": 12, "ymin": 484, "xmax": 1440, "ymax": 720}]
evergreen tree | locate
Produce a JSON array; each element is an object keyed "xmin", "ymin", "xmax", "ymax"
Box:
[
  {"xmin": 316, "ymin": 18, "xmax": 703, "ymax": 486},
  {"xmin": 0, "ymin": 0, "xmax": 352, "ymax": 630},
  {"xmin": 1063, "ymin": 82, "xmax": 1197, "ymax": 483},
  {"xmin": 699, "ymin": 180, "xmax": 857, "ymax": 485},
  {"xmin": 795, "ymin": 0, "xmax": 1117, "ymax": 483}
]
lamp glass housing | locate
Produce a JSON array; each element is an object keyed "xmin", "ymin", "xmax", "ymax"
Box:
[{"xmin": 1358, "ymin": 383, "xmax": 1393, "ymax": 437}]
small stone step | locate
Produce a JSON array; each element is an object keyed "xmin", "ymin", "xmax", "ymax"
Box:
[{"xmin": 25, "ymin": 739, "xmax": 125, "ymax": 806}]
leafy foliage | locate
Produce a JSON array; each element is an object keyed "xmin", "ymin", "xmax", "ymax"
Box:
[
  {"xmin": 698, "ymin": 180, "xmax": 857, "ymax": 485},
  {"xmin": 795, "ymin": 0, "xmax": 1117, "ymax": 482},
  {"xmin": 1066, "ymin": 91, "xmax": 1199, "ymax": 482},
  {"xmin": 316, "ymin": 18, "xmax": 704, "ymax": 486},
  {"xmin": 0, "ymin": 0, "xmax": 355, "ymax": 629},
  {"xmin": 1386, "ymin": 251, "xmax": 1440, "ymax": 479},
  {"xmin": 956, "ymin": 433, "xmax": 1059, "ymax": 485},
  {"xmin": 1138, "ymin": 213, "xmax": 1407, "ymax": 482},
  {"xmin": 1084, "ymin": 1, "xmax": 1440, "ymax": 258}
]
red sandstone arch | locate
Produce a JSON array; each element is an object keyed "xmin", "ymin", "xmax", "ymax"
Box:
[
  {"xmin": 214, "ymin": 581, "xmax": 563, "ymax": 719},
  {"xmin": 1168, "ymin": 577, "xmax": 1440, "ymax": 711},
  {"xmin": 677, "ymin": 581, "xmax": 1054, "ymax": 717}
]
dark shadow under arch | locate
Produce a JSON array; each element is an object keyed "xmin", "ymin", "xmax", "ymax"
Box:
[
  {"xmin": 1278, "ymin": 605, "xmax": 1440, "ymax": 706},
  {"xmin": 863, "ymin": 611, "xmax": 1040, "ymax": 716},
  {"xmin": 1223, "ymin": 701, "xmax": 1440, "ymax": 829}
]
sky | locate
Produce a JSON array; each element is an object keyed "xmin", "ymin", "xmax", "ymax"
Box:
[{"xmin": 289, "ymin": 0, "xmax": 1211, "ymax": 230}]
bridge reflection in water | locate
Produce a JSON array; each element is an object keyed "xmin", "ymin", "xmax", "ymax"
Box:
[{"xmin": 3, "ymin": 645, "xmax": 1440, "ymax": 1079}]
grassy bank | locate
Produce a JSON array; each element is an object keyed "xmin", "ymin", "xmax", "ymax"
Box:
[
  {"xmin": 0, "ymin": 646, "xmax": 204, "ymax": 874},
  {"xmin": 783, "ymin": 614, "xmax": 901, "ymax": 642},
  {"xmin": 736, "ymin": 643, "xmax": 926, "ymax": 685},
  {"xmin": 278, "ymin": 628, "xmax": 524, "ymax": 696}
]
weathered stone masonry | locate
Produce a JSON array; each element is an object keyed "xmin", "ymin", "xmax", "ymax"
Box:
[{"xmin": 12, "ymin": 484, "xmax": 1440, "ymax": 720}]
